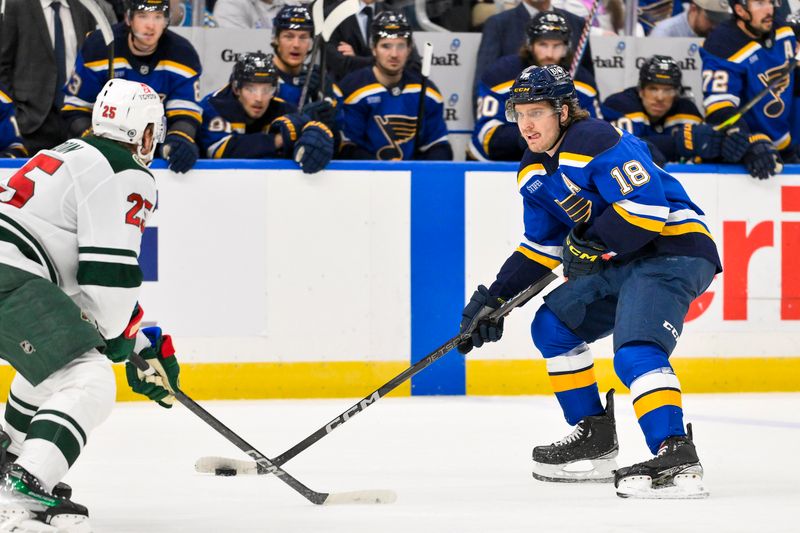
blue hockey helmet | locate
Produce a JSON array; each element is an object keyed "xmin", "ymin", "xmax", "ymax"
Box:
[
  {"xmin": 638, "ymin": 55, "xmax": 682, "ymax": 89},
  {"xmin": 505, "ymin": 65, "xmax": 576, "ymax": 122},
  {"xmin": 126, "ymin": 0, "xmax": 169, "ymax": 21},
  {"xmin": 526, "ymin": 11, "xmax": 571, "ymax": 44},
  {"xmin": 273, "ymin": 4, "xmax": 314, "ymax": 38},
  {"xmin": 371, "ymin": 10, "xmax": 413, "ymax": 45},
  {"xmin": 231, "ymin": 52, "xmax": 278, "ymax": 89}
]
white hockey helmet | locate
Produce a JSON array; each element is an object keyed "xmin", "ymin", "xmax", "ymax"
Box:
[{"xmin": 92, "ymin": 78, "xmax": 166, "ymax": 163}]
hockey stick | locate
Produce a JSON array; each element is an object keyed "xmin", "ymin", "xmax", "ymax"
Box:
[
  {"xmin": 569, "ymin": 0, "xmax": 601, "ymax": 77},
  {"xmin": 412, "ymin": 42, "xmax": 433, "ymax": 157},
  {"xmin": 129, "ymin": 353, "xmax": 396, "ymax": 505},
  {"xmin": 298, "ymin": 0, "xmax": 359, "ymax": 111},
  {"xmin": 712, "ymin": 49, "xmax": 800, "ymax": 132},
  {"xmin": 77, "ymin": 0, "xmax": 114, "ymax": 80},
  {"xmin": 195, "ymin": 272, "xmax": 559, "ymax": 476}
]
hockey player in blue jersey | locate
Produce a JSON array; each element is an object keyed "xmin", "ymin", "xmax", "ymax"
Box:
[
  {"xmin": 700, "ymin": 0, "xmax": 796, "ymax": 178},
  {"xmin": 335, "ymin": 11, "xmax": 453, "ymax": 161},
  {"xmin": 458, "ymin": 65, "xmax": 720, "ymax": 499},
  {"xmin": 198, "ymin": 53, "xmax": 334, "ymax": 173},
  {"xmin": 270, "ymin": 5, "xmax": 336, "ymax": 130},
  {"xmin": 62, "ymin": 0, "xmax": 203, "ymax": 174},
  {"xmin": 470, "ymin": 11, "xmax": 601, "ymax": 161},
  {"xmin": 0, "ymin": 86, "xmax": 28, "ymax": 159},
  {"xmin": 602, "ymin": 55, "xmax": 739, "ymax": 165}
]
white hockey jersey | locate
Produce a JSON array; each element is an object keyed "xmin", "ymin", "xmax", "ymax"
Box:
[{"xmin": 0, "ymin": 136, "xmax": 156, "ymax": 341}]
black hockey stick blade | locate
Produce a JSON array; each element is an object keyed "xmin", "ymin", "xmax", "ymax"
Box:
[
  {"xmin": 195, "ymin": 272, "xmax": 559, "ymax": 476},
  {"xmin": 129, "ymin": 353, "xmax": 395, "ymax": 505}
]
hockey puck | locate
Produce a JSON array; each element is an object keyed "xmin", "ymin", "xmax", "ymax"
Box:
[{"xmin": 215, "ymin": 468, "xmax": 237, "ymax": 476}]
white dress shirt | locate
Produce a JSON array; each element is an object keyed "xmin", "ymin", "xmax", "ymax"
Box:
[{"xmin": 40, "ymin": 0, "xmax": 78, "ymax": 80}]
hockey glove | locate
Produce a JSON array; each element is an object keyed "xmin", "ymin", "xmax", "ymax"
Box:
[
  {"xmin": 742, "ymin": 135, "xmax": 782, "ymax": 180},
  {"xmin": 674, "ymin": 123, "xmax": 723, "ymax": 161},
  {"xmin": 161, "ymin": 132, "xmax": 199, "ymax": 174},
  {"xmin": 561, "ymin": 223, "xmax": 613, "ymax": 279},
  {"xmin": 301, "ymin": 99, "xmax": 337, "ymax": 131},
  {"xmin": 103, "ymin": 303, "xmax": 144, "ymax": 363},
  {"xmin": 457, "ymin": 285, "xmax": 504, "ymax": 355},
  {"xmin": 294, "ymin": 121, "xmax": 334, "ymax": 174},
  {"xmin": 269, "ymin": 113, "xmax": 310, "ymax": 154},
  {"xmin": 125, "ymin": 327, "xmax": 180, "ymax": 408},
  {"xmin": 720, "ymin": 130, "xmax": 750, "ymax": 163}
]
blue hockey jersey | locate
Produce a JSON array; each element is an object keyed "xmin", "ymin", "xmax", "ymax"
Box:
[
  {"xmin": 62, "ymin": 23, "xmax": 203, "ymax": 136},
  {"xmin": 601, "ymin": 87, "xmax": 702, "ymax": 162},
  {"xmin": 490, "ymin": 118, "xmax": 721, "ymax": 300},
  {"xmin": 0, "ymin": 87, "xmax": 27, "ymax": 158},
  {"xmin": 470, "ymin": 54, "xmax": 601, "ymax": 161},
  {"xmin": 197, "ymin": 85, "xmax": 297, "ymax": 159},
  {"xmin": 334, "ymin": 67, "xmax": 450, "ymax": 160},
  {"xmin": 700, "ymin": 21, "xmax": 796, "ymax": 150}
]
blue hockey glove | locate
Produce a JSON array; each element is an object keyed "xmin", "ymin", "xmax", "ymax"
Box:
[
  {"xmin": 160, "ymin": 133, "xmax": 199, "ymax": 173},
  {"xmin": 125, "ymin": 327, "xmax": 180, "ymax": 408},
  {"xmin": 270, "ymin": 113, "xmax": 310, "ymax": 153},
  {"xmin": 294, "ymin": 121, "xmax": 334, "ymax": 174},
  {"xmin": 720, "ymin": 130, "xmax": 749, "ymax": 163},
  {"xmin": 742, "ymin": 135, "xmax": 782, "ymax": 180},
  {"xmin": 301, "ymin": 99, "xmax": 337, "ymax": 131},
  {"xmin": 562, "ymin": 223, "xmax": 613, "ymax": 279},
  {"xmin": 674, "ymin": 123, "xmax": 723, "ymax": 160},
  {"xmin": 457, "ymin": 285, "xmax": 504, "ymax": 355}
]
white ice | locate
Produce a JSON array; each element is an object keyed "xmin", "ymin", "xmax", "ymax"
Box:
[{"xmin": 49, "ymin": 393, "xmax": 799, "ymax": 533}]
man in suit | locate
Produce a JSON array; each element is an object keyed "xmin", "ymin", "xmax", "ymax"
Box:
[
  {"xmin": 323, "ymin": 0, "xmax": 419, "ymax": 82},
  {"xmin": 0, "ymin": 0, "xmax": 97, "ymax": 153},
  {"xmin": 473, "ymin": 0, "xmax": 592, "ymax": 108}
]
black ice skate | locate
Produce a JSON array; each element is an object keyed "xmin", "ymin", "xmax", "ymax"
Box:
[
  {"xmin": 615, "ymin": 423, "xmax": 708, "ymax": 499},
  {"xmin": 0, "ymin": 463, "xmax": 91, "ymax": 532},
  {"xmin": 0, "ymin": 428, "xmax": 72, "ymax": 501},
  {"xmin": 532, "ymin": 389, "xmax": 618, "ymax": 483}
]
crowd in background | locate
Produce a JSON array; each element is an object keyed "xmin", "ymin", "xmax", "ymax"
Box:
[{"xmin": 0, "ymin": 0, "xmax": 799, "ymax": 179}]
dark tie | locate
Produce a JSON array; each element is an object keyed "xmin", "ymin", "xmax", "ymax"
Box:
[
  {"xmin": 52, "ymin": 1, "xmax": 66, "ymax": 109},
  {"xmin": 362, "ymin": 6, "xmax": 373, "ymax": 44}
]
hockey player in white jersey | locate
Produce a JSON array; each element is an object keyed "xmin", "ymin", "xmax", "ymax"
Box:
[{"xmin": 0, "ymin": 78, "xmax": 181, "ymax": 532}]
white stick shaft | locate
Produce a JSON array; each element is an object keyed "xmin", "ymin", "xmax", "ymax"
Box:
[{"xmin": 421, "ymin": 42, "xmax": 433, "ymax": 78}]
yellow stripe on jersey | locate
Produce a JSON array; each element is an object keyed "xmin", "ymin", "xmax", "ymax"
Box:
[
  {"xmin": 483, "ymin": 124, "xmax": 500, "ymax": 155},
  {"xmin": 61, "ymin": 104, "xmax": 92, "ymax": 112},
  {"xmin": 156, "ymin": 60, "xmax": 198, "ymax": 77},
  {"xmin": 516, "ymin": 245, "xmax": 560, "ymax": 270},
  {"xmin": 728, "ymin": 41, "xmax": 761, "ymax": 64},
  {"xmin": 345, "ymin": 83, "xmax": 385, "ymax": 105},
  {"xmin": 706, "ymin": 100, "xmax": 736, "ymax": 114},
  {"xmin": 573, "ymin": 81, "xmax": 596, "ymax": 96},
  {"xmin": 775, "ymin": 26, "xmax": 794, "ymax": 40},
  {"xmin": 213, "ymin": 136, "xmax": 232, "ymax": 159},
  {"xmin": 664, "ymin": 113, "xmax": 702, "ymax": 127},
  {"xmin": 517, "ymin": 163, "xmax": 546, "ymax": 186},
  {"xmin": 549, "ymin": 366, "xmax": 597, "ymax": 393},
  {"xmin": 166, "ymin": 109, "xmax": 202, "ymax": 122},
  {"xmin": 85, "ymin": 57, "xmax": 131, "ymax": 70},
  {"xmin": 624, "ymin": 111, "xmax": 648, "ymax": 122},
  {"xmin": 490, "ymin": 80, "xmax": 514, "ymax": 94},
  {"xmin": 661, "ymin": 221, "xmax": 713, "ymax": 239},
  {"xmin": 612, "ymin": 203, "xmax": 665, "ymax": 233},
  {"xmin": 776, "ymin": 132, "xmax": 791, "ymax": 151},
  {"xmin": 0, "ymin": 90, "xmax": 11, "ymax": 104},
  {"xmin": 402, "ymin": 84, "xmax": 444, "ymax": 103},
  {"xmin": 332, "ymin": 84, "xmax": 343, "ymax": 98},
  {"xmin": 559, "ymin": 152, "xmax": 593, "ymax": 167},
  {"xmin": 633, "ymin": 389, "xmax": 682, "ymax": 419}
]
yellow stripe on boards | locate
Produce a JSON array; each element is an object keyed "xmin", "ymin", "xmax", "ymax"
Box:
[
  {"xmin": 548, "ymin": 366, "xmax": 597, "ymax": 393},
  {"xmin": 633, "ymin": 389, "xmax": 682, "ymax": 419}
]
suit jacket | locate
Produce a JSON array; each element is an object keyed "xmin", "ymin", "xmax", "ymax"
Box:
[
  {"xmin": 0, "ymin": 0, "xmax": 95, "ymax": 134},
  {"xmin": 473, "ymin": 3, "xmax": 593, "ymax": 102}
]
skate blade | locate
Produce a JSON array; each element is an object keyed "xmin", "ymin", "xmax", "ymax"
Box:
[
  {"xmin": 0, "ymin": 507, "xmax": 56, "ymax": 533},
  {"xmin": 616, "ymin": 471, "xmax": 709, "ymax": 499},
  {"xmin": 532, "ymin": 457, "xmax": 617, "ymax": 484}
]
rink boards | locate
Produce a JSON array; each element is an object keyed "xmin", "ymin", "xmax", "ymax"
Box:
[{"xmin": 0, "ymin": 160, "xmax": 798, "ymax": 399}]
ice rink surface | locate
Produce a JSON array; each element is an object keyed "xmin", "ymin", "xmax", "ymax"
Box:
[{"xmin": 50, "ymin": 393, "xmax": 799, "ymax": 533}]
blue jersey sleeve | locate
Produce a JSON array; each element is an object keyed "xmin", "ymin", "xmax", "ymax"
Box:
[
  {"xmin": 699, "ymin": 46, "xmax": 746, "ymax": 126},
  {"xmin": 0, "ymin": 89, "xmax": 27, "ymax": 158},
  {"xmin": 470, "ymin": 77, "xmax": 522, "ymax": 161},
  {"xmin": 418, "ymin": 82, "xmax": 450, "ymax": 154}
]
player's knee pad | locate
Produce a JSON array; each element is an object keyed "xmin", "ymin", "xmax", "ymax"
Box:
[
  {"xmin": 613, "ymin": 342, "xmax": 672, "ymax": 388},
  {"xmin": 48, "ymin": 350, "xmax": 116, "ymax": 430},
  {"xmin": 531, "ymin": 305, "xmax": 584, "ymax": 358}
]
